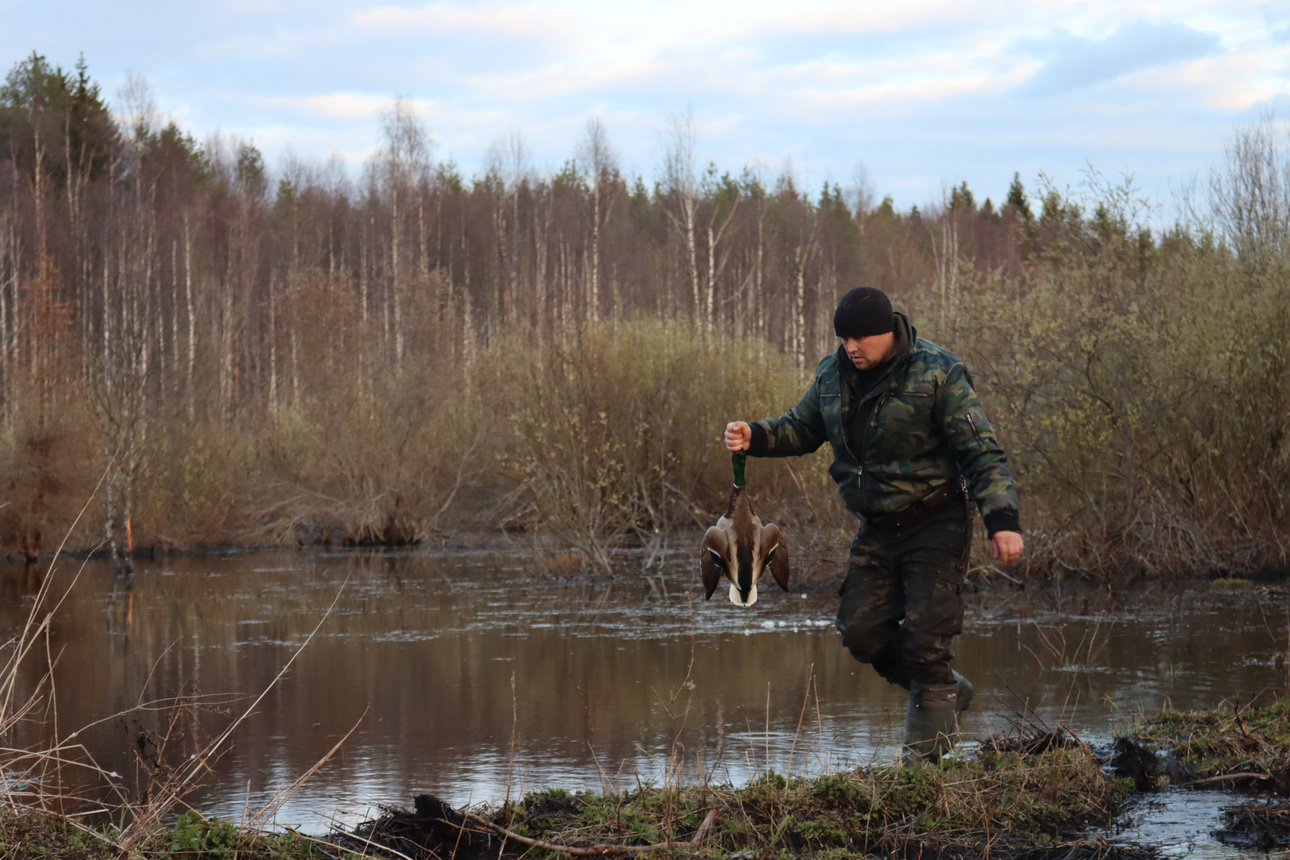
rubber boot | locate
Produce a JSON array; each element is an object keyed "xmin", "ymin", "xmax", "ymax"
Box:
[
  {"xmin": 902, "ymin": 680, "xmax": 960, "ymax": 765},
  {"xmin": 952, "ymin": 670, "xmax": 974, "ymax": 713}
]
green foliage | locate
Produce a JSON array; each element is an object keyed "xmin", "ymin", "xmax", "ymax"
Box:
[
  {"xmin": 237, "ymin": 141, "xmax": 268, "ymax": 198},
  {"xmin": 0, "ymin": 807, "xmax": 327, "ymax": 860},
  {"xmin": 0, "ymin": 717, "xmax": 1161, "ymax": 860},
  {"xmin": 810, "ymin": 772, "xmax": 866, "ymax": 806},
  {"xmin": 949, "ymin": 180, "xmax": 975, "ymax": 211},
  {"xmin": 169, "ymin": 810, "xmax": 241, "ymax": 859},
  {"xmin": 0, "ymin": 809, "xmax": 106, "ymax": 858},
  {"xmin": 151, "ymin": 121, "xmax": 213, "ymax": 185},
  {"xmin": 0, "ymin": 51, "xmax": 116, "ymax": 185}
]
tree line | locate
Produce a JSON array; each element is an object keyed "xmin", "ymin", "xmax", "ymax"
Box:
[{"xmin": 1, "ymin": 51, "xmax": 1287, "ymax": 581}]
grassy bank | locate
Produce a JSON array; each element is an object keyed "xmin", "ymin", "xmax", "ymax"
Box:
[
  {"xmin": 11, "ymin": 694, "xmax": 1290, "ymax": 858},
  {"xmin": 0, "ymin": 737, "xmax": 1134, "ymax": 859}
]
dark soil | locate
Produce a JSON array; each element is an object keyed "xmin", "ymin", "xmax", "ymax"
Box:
[
  {"xmin": 1215, "ymin": 798, "xmax": 1290, "ymax": 849},
  {"xmin": 330, "ymin": 794, "xmax": 506, "ymax": 860}
]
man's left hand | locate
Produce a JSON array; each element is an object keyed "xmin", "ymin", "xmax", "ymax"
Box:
[{"xmin": 991, "ymin": 530, "xmax": 1024, "ymax": 565}]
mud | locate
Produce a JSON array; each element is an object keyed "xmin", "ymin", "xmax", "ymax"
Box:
[
  {"xmin": 1214, "ymin": 798, "xmax": 1290, "ymax": 850},
  {"xmin": 332, "ymin": 795, "xmax": 505, "ymax": 860}
]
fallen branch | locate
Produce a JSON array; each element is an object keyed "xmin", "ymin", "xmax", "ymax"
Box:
[
  {"xmin": 459, "ymin": 807, "xmax": 719, "ymax": 856},
  {"xmin": 1178, "ymin": 772, "xmax": 1270, "ymax": 787}
]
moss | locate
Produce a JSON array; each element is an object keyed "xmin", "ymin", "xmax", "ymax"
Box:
[
  {"xmin": 1210, "ymin": 577, "xmax": 1255, "ymax": 591},
  {"xmin": 1130, "ymin": 696, "xmax": 1290, "ymax": 790}
]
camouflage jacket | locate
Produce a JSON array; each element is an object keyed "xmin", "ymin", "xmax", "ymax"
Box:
[{"xmin": 747, "ymin": 313, "xmax": 1020, "ymax": 535}]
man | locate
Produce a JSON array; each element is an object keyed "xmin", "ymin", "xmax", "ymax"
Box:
[{"xmin": 723, "ymin": 286, "xmax": 1023, "ymax": 763}]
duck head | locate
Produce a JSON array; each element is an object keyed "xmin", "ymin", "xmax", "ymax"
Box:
[{"xmin": 699, "ymin": 484, "xmax": 790, "ymax": 606}]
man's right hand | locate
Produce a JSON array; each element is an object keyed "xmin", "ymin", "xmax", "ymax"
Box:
[
  {"xmin": 724, "ymin": 421, "xmax": 752, "ymax": 452},
  {"xmin": 991, "ymin": 530, "xmax": 1024, "ymax": 565}
]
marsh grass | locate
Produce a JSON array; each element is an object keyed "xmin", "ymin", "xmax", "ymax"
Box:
[{"xmin": 347, "ymin": 738, "xmax": 1133, "ymax": 860}]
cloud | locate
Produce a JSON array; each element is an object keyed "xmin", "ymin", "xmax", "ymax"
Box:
[
  {"xmin": 268, "ymin": 91, "xmax": 396, "ymax": 120},
  {"xmin": 1015, "ymin": 19, "xmax": 1220, "ymax": 96},
  {"xmin": 348, "ymin": 3, "xmax": 580, "ymax": 70},
  {"xmin": 352, "ymin": 4, "xmax": 572, "ymax": 36}
]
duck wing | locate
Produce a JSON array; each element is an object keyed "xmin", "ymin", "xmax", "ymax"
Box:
[
  {"xmin": 760, "ymin": 522, "xmax": 790, "ymax": 593},
  {"xmin": 699, "ymin": 525, "xmax": 730, "ymax": 600}
]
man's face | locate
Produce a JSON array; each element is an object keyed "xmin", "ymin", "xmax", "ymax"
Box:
[{"xmin": 842, "ymin": 332, "xmax": 895, "ymax": 370}]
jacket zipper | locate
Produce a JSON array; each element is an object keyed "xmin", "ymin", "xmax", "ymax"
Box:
[
  {"xmin": 839, "ymin": 379, "xmax": 859, "ymax": 467},
  {"xmin": 856, "ymin": 391, "xmax": 888, "ymax": 489}
]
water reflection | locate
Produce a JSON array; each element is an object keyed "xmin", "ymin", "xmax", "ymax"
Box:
[{"xmin": 1, "ymin": 547, "xmax": 1287, "ymax": 839}]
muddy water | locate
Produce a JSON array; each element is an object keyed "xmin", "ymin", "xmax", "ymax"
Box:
[{"xmin": 1, "ymin": 546, "xmax": 1286, "ymax": 853}]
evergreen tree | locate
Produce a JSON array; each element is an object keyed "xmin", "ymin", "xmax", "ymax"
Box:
[
  {"xmin": 1005, "ymin": 172, "xmax": 1032, "ymax": 221},
  {"xmin": 0, "ymin": 51, "xmax": 116, "ymax": 187}
]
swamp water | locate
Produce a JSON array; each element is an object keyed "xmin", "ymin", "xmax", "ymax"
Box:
[{"xmin": 2, "ymin": 545, "xmax": 1287, "ymax": 856}]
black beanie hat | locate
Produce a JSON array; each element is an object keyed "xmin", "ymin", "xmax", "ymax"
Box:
[{"xmin": 833, "ymin": 287, "xmax": 894, "ymax": 338}]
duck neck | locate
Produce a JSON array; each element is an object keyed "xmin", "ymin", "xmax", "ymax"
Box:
[{"xmin": 724, "ymin": 483, "xmax": 745, "ymax": 518}]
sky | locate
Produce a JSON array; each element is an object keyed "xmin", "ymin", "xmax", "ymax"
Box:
[{"xmin": 3, "ymin": 1, "xmax": 1289, "ymax": 218}]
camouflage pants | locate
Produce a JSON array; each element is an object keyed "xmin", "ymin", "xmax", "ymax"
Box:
[{"xmin": 835, "ymin": 497, "xmax": 972, "ymax": 689}]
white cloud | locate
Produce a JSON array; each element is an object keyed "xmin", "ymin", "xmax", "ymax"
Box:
[
  {"xmin": 1165, "ymin": 46, "xmax": 1290, "ymax": 110},
  {"xmin": 254, "ymin": 92, "xmax": 397, "ymax": 120},
  {"xmin": 353, "ymin": 3, "xmax": 572, "ymax": 35}
]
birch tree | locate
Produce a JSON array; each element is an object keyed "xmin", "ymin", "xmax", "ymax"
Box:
[
  {"xmin": 377, "ymin": 99, "xmax": 434, "ymax": 373},
  {"xmin": 662, "ymin": 110, "xmax": 700, "ymax": 326},
  {"xmin": 578, "ymin": 116, "xmax": 619, "ymax": 322}
]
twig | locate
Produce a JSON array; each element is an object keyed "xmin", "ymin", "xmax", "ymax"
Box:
[
  {"xmin": 781, "ymin": 458, "xmax": 817, "ymax": 520},
  {"xmin": 506, "ymin": 670, "xmax": 517, "ymax": 807},
  {"xmin": 786, "ymin": 665, "xmax": 813, "ymax": 781},
  {"xmin": 458, "ymin": 807, "xmax": 718, "ymax": 856},
  {"xmin": 1177, "ymin": 772, "xmax": 1270, "ymax": 787},
  {"xmin": 988, "ymin": 566, "xmax": 1022, "ymax": 585}
]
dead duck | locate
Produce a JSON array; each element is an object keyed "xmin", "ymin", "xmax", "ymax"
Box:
[{"xmin": 700, "ymin": 452, "xmax": 790, "ymax": 606}]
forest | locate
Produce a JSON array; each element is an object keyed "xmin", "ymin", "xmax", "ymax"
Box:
[{"xmin": 1, "ymin": 50, "xmax": 1287, "ymax": 581}]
